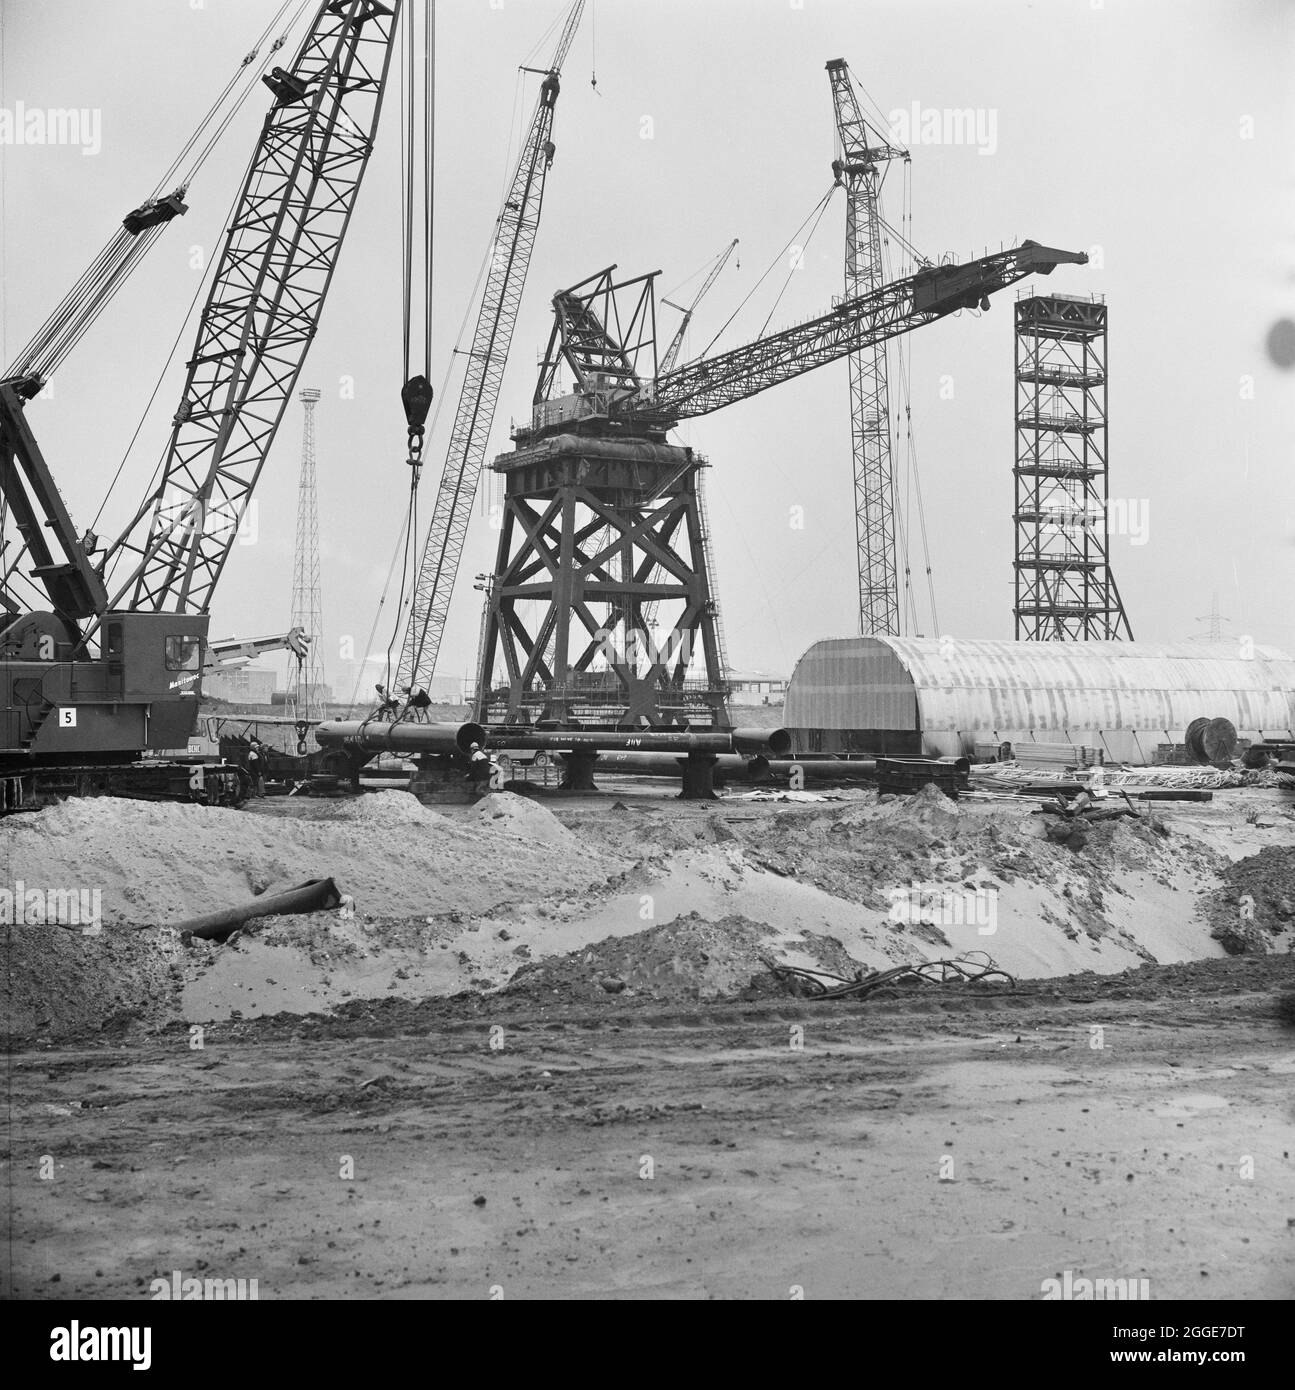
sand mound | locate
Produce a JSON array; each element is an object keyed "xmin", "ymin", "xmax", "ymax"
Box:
[
  {"xmin": 877, "ymin": 781, "xmax": 962, "ymax": 826},
  {"xmin": 2, "ymin": 792, "xmax": 618, "ymax": 928},
  {"xmin": 347, "ymin": 789, "xmax": 450, "ymax": 828},
  {"xmin": 472, "ymin": 792, "xmax": 580, "ymax": 849}
]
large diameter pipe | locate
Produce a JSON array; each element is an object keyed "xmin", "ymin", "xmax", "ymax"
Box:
[
  {"xmin": 314, "ymin": 720, "xmax": 485, "ymax": 757},
  {"xmin": 732, "ymin": 727, "xmax": 791, "ymax": 757},
  {"xmin": 487, "ymin": 730, "xmax": 734, "ymax": 753},
  {"xmin": 570, "ymin": 751, "xmax": 771, "ymax": 778},
  {"xmin": 172, "ymin": 877, "xmax": 342, "ymax": 943},
  {"xmin": 763, "ymin": 758, "xmax": 878, "ymax": 781},
  {"xmin": 483, "ymin": 727, "xmax": 792, "ymax": 755}
]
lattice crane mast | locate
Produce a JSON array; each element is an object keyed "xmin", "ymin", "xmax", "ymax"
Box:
[
  {"xmin": 395, "ymin": 0, "xmax": 585, "ymax": 693},
  {"xmin": 827, "ymin": 57, "xmax": 909, "ymax": 637}
]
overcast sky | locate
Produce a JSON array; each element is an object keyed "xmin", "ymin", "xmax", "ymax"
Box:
[{"xmin": 3, "ymin": 0, "xmax": 1293, "ymax": 697}]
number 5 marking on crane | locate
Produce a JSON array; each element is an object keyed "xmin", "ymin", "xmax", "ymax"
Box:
[{"xmin": 58, "ymin": 707, "xmax": 77, "ymax": 728}]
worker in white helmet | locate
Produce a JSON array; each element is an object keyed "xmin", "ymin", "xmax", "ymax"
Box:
[{"xmin": 466, "ymin": 741, "xmax": 493, "ymax": 789}]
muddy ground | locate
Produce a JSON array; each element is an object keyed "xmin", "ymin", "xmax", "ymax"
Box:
[
  {"xmin": 4, "ymin": 778, "xmax": 1295, "ymax": 1299},
  {"xmin": 6, "ymin": 956, "xmax": 1294, "ymax": 1300}
]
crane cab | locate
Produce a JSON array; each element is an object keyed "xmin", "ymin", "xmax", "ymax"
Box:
[{"xmin": 1, "ymin": 611, "xmax": 209, "ymax": 767}]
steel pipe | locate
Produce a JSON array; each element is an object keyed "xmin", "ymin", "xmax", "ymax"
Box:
[
  {"xmin": 567, "ymin": 751, "xmax": 771, "ymax": 778},
  {"xmin": 732, "ymin": 727, "xmax": 791, "ymax": 757},
  {"xmin": 481, "ymin": 727, "xmax": 790, "ymax": 755},
  {"xmin": 314, "ymin": 720, "xmax": 485, "ymax": 757},
  {"xmin": 762, "ymin": 758, "xmax": 878, "ymax": 780}
]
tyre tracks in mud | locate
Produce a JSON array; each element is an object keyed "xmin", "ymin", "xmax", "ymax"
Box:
[{"xmin": 6, "ymin": 954, "xmax": 1294, "ymax": 1299}]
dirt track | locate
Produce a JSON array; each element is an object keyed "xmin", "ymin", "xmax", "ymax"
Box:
[{"xmin": 7, "ymin": 955, "xmax": 1294, "ymax": 1300}]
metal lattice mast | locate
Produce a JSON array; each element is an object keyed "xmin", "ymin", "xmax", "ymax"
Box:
[
  {"xmin": 288, "ymin": 388, "xmax": 326, "ymax": 721},
  {"xmin": 827, "ymin": 59, "xmax": 906, "ymax": 637},
  {"xmin": 397, "ymin": 0, "xmax": 585, "ymax": 691},
  {"xmin": 1013, "ymin": 293, "xmax": 1132, "ymax": 640},
  {"xmin": 99, "ymin": 0, "xmax": 401, "ymax": 627},
  {"xmin": 694, "ymin": 465, "xmax": 729, "ymax": 684}
]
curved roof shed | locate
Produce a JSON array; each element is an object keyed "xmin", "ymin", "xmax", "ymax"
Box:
[{"xmin": 784, "ymin": 637, "xmax": 1295, "ymax": 763}]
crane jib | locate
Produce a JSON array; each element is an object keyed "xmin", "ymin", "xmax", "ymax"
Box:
[
  {"xmin": 97, "ymin": 0, "xmax": 403, "ymax": 628},
  {"xmin": 641, "ymin": 242, "xmax": 1087, "ymax": 424}
]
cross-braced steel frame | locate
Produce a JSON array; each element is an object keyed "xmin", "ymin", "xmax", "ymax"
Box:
[
  {"xmin": 473, "ymin": 437, "xmax": 729, "ymax": 731},
  {"xmin": 1013, "ymin": 294, "xmax": 1132, "ymax": 640},
  {"xmin": 288, "ymin": 388, "xmax": 326, "ymax": 723}
]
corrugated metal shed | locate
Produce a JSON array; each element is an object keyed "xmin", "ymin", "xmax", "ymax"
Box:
[{"xmin": 785, "ymin": 637, "xmax": 1295, "ymax": 762}]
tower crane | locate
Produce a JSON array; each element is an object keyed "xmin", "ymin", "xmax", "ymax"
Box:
[
  {"xmin": 1, "ymin": 0, "xmax": 403, "ymax": 809},
  {"xmin": 395, "ymin": 0, "xmax": 586, "ymax": 695},
  {"xmin": 473, "ymin": 241, "xmax": 1087, "ymax": 732},
  {"xmin": 827, "ymin": 57, "xmax": 909, "ymax": 638}
]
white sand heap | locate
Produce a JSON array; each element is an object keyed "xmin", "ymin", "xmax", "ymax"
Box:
[{"xmin": 3, "ymin": 791, "xmax": 614, "ymax": 927}]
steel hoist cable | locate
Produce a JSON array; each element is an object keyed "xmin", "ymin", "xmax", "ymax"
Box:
[
  {"xmin": 387, "ymin": 0, "xmax": 436, "ymax": 696},
  {"xmin": 7, "ymin": 0, "xmax": 310, "ymax": 385},
  {"xmin": 699, "ymin": 183, "xmax": 838, "ymax": 362}
]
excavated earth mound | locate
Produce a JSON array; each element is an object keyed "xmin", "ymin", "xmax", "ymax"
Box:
[
  {"xmin": 1205, "ymin": 845, "xmax": 1295, "ymax": 955},
  {"xmin": 504, "ymin": 911, "xmax": 864, "ymax": 1004}
]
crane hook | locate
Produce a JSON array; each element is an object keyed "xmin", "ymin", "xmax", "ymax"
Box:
[{"xmin": 401, "ymin": 374, "xmax": 434, "ymax": 474}]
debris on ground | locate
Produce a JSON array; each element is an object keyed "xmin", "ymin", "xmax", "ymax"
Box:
[
  {"xmin": 761, "ymin": 950, "xmax": 1014, "ymax": 1000},
  {"xmin": 504, "ymin": 911, "xmax": 864, "ymax": 1004}
]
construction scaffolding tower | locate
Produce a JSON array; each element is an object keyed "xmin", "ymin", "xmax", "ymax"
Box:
[
  {"xmin": 287, "ymin": 387, "xmax": 327, "ymax": 722},
  {"xmin": 1013, "ymin": 293, "xmax": 1132, "ymax": 640}
]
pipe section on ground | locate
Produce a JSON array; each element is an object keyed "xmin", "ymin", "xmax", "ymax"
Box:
[{"xmin": 172, "ymin": 877, "xmax": 343, "ymax": 943}]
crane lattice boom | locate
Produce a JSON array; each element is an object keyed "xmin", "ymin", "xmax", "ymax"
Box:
[
  {"xmin": 638, "ymin": 242, "xmax": 1087, "ymax": 427},
  {"xmin": 103, "ymin": 0, "xmax": 401, "ymax": 624},
  {"xmin": 396, "ymin": 0, "xmax": 586, "ymax": 692}
]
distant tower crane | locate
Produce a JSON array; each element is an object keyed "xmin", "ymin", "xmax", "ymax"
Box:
[
  {"xmin": 658, "ymin": 239, "xmax": 739, "ymax": 376},
  {"xmin": 396, "ymin": 0, "xmax": 586, "ymax": 694},
  {"xmin": 288, "ymin": 388, "xmax": 326, "ymax": 724},
  {"xmin": 827, "ymin": 58, "xmax": 909, "ymax": 637}
]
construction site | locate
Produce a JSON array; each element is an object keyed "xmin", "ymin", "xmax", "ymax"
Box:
[{"xmin": 3, "ymin": 0, "xmax": 1294, "ymax": 1320}]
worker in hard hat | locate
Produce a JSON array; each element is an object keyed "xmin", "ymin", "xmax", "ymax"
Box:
[
  {"xmin": 466, "ymin": 741, "xmax": 493, "ymax": 789},
  {"xmin": 374, "ymin": 683, "xmax": 399, "ymax": 720},
  {"xmin": 400, "ymin": 684, "xmax": 432, "ymax": 723},
  {"xmin": 245, "ymin": 737, "xmax": 267, "ymax": 798}
]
